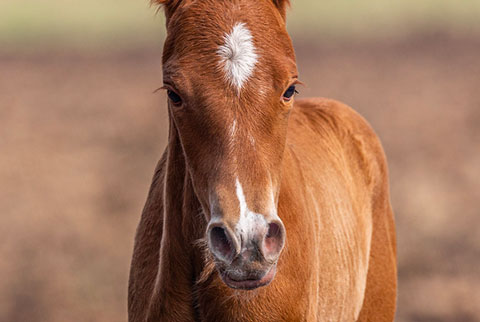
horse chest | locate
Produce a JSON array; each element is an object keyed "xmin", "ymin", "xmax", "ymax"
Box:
[{"xmin": 194, "ymin": 287, "xmax": 307, "ymax": 322}]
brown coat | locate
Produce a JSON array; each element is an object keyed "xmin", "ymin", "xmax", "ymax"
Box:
[{"xmin": 128, "ymin": 98, "xmax": 397, "ymax": 321}]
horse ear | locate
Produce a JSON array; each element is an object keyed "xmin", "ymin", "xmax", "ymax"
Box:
[
  {"xmin": 271, "ymin": 0, "xmax": 290, "ymax": 20},
  {"xmin": 151, "ymin": 0, "xmax": 183, "ymax": 20}
]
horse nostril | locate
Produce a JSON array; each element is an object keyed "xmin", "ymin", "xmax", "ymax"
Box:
[
  {"xmin": 267, "ymin": 222, "xmax": 281, "ymax": 238},
  {"xmin": 209, "ymin": 226, "xmax": 234, "ymax": 262},
  {"xmin": 264, "ymin": 222, "xmax": 285, "ymax": 258}
]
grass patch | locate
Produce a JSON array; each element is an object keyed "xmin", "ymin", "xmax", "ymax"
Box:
[
  {"xmin": 0, "ymin": 0, "xmax": 163, "ymax": 50},
  {"xmin": 1, "ymin": 0, "xmax": 480, "ymax": 50},
  {"xmin": 288, "ymin": 0, "xmax": 480, "ymax": 38}
]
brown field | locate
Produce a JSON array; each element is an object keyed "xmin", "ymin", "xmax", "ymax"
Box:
[{"xmin": 1, "ymin": 34, "xmax": 479, "ymax": 321}]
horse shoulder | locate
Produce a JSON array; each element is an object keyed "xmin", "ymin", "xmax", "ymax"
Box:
[
  {"xmin": 285, "ymin": 98, "xmax": 396, "ymax": 320},
  {"xmin": 292, "ymin": 97, "xmax": 395, "ymax": 236}
]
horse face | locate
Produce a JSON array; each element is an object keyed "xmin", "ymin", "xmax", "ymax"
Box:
[{"xmin": 162, "ymin": 0, "xmax": 297, "ymax": 290}]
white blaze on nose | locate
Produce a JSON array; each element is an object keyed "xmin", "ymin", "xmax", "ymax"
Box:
[
  {"xmin": 230, "ymin": 119, "xmax": 237, "ymax": 138},
  {"xmin": 217, "ymin": 23, "xmax": 258, "ymax": 92},
  {"xmin": 235, "ymin": 178, "xmax": 248, "ymax": 216},
  {"xmin": 235, "ymin": 178, "xmax": 266, "ymax": 242}
]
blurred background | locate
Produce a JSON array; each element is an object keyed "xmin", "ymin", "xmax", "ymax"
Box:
[{"xmin": 1, "ymin": 0, "xmax": 479, "ymax": 321}]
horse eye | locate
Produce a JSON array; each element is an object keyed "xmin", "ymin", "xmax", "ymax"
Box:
[
  {"xmin": 283, "ymin": 85, "xmax": 297, "ymax": 101},
  {"xmin": 167, "ymin": 90, "xmax": 182, "ymax": 105}
]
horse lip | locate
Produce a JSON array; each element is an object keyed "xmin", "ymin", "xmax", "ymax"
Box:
[{"xmin": 221, "ymin": 265, "xmax": 277, "ymax": 290}]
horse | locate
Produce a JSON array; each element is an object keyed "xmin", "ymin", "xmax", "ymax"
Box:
[{"xmin": 128, "ymin": 0, "xmax": 397, "ymax": 321}]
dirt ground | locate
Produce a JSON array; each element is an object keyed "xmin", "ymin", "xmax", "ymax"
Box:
[{"xmin": 1, "ymin": 34, "xmax": 479, "ymax": 321}]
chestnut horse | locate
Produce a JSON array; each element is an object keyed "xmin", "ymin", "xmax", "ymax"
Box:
[{"xmin": 128, "ymin": 0, "xmax": 397, "ymax": 321}]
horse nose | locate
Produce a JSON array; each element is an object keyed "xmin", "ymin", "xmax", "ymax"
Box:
[
  {"xmin": 208, "ymin": 219, "xmax": 286, "ymax": 264},
  {"xmin": 232, "ymin": 219, "xmax": 286, "ymax": 263},
  {"xmin": 207, "ymin": 223, "xmax": 240, "ymax": 263},
  {"xmin": 261, "ymin": 220, "xmax": 286, "ymax": 261}
]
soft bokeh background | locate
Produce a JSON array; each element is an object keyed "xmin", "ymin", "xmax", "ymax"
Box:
[{"xmin": 1, "ymin": 0, "xmax": 479, "ymax": 321}]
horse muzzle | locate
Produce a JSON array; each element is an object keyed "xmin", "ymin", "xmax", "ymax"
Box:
[{"xmin": 207, "ymin": 219, "xmax": 285, "ymax": 290}]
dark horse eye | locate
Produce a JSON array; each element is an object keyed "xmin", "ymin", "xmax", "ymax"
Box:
[
  {"xmin": 283, "ymin": 85, "xmax": 297, "ymax": 101},
  {"xmin": 167, "ymin": 90, "xmax": 182, "ymax": 105}
]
